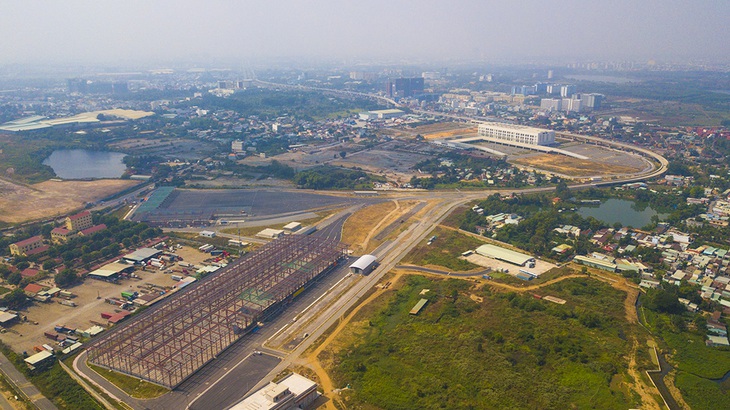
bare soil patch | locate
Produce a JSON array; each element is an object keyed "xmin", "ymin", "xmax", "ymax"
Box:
[
  {"xmin": 0, "ymin": 179, "xmax": 139, "ymax": 223},
  {"xmin": 511, "ymin": 154, "xmax": 641, "ymax": 177}
]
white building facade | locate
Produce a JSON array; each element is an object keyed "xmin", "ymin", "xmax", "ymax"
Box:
[{"xmin": 477, "ymin": 122, "xmax": 555, "ymax": 146}]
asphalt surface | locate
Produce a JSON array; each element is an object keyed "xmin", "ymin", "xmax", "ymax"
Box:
[
  {"xmin": 0, "ymin": 353, "xmax": 57, "ymax": 410},
  {"xmin": 189, "ymin": 353, "xmax": 281, "ymax": 410},
  {"xmin": 162, "ymin": 189, "xmax": 361, "ymax": 217}
]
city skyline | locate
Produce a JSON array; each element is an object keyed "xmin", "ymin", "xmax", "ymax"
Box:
[{"xmin": 1, "ymin": 0, "xmax": 729, "ymax": 66}]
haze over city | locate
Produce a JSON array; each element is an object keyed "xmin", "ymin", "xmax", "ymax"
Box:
[{"xmin": 1, "ymin": 0, "xmax": 729, "ymax": 66}]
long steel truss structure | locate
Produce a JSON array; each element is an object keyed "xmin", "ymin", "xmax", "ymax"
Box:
[{"xmin": 87, "ymin": 235, "xmax": 346, "ymax": 388}]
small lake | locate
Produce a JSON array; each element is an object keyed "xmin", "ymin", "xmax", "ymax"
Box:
[
  {"xmin": 43, "ymin": 149, "xmax": 127, "ymax": 179},
  {"xmin": 564, "ymin": 74, "xmax": 638, "ymax": 84},
  {"xmin": 577, "ymin": 198, "xmax": 666, "ymax": 228}
]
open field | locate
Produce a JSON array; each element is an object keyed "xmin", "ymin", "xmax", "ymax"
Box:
[
  {"xmin": 0, "ymin": 178, "xmax": 139, "ymax": 223},
  {"xmin": 421, "ymin": 126, "xmax": 478, "ymax": 140},
  {"xmin": 319, "ymin": 274, "xmax": 655, "ymax": 409},
  {"xmin": 341, "ymin": 201, "xmax": 397, "ymax": 253},
  {"xmin": 511, "ymin": 153, "xmax": 643, "ymax": 177},
  {"xmin": 108, "ymin": 137, "xmax": 218, "ymax": 161}
]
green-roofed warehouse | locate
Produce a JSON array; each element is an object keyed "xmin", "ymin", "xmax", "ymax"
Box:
[{"xmin": 475, "ymin": 244, "xmax": 535, "ymax": 266}]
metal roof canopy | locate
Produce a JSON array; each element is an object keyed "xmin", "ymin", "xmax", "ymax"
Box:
[
  {"xmin": 350, "ymin": 255, "xmax": 377, "ymax": 271},
  {"xmin": 87, "ymin": 235, "xmax": 346, "ymax": 389},
  {"xmin": 475, "ymin": 244, "xmax": 534, "ymax": 266}
]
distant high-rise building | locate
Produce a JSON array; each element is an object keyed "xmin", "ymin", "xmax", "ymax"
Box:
[
  {"xmin": 388, "ymin": 77, "xmax": 424, "ymax": 98},
  {"xmin": 562, "ymin": 97, "xmax": 582, "ymax": 113},
  {"xmin": 540, "ymin": 98, "xmax": 562, "ymax": 112},
  {"xmin": 547, "ymin": 70, "xmax": 554, "ymax": 79},
  {"xmin": 546, "ymin": 84, "xmax": 560, "ymax": 95},
  {"xmin": 560, "ymin": 84, "xmax": 577, "ymax": 97},
  {"xmin": 534, "ymin": 82, "xmax": 548, "ymax": 94},
  {"xmin": 580, "ymin": 93, "xmax": 604, "ymax": 110}
]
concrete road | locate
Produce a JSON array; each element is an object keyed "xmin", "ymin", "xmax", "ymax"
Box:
[{"xmin": 0, "ymin": 353, "xmax": 57, "ymax": 410}]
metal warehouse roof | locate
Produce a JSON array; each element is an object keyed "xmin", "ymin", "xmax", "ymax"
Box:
[
  {"xmin": 350, "ymin": 255, "xmax": 377, "ymax": 270},
  {"xmin": 24, "ymin": 350, "xmax": 53, "ymax": 365},
  {"xmin": 123, "ymin": 248, "xmax": 162, "ymax": 263},
  {"xmin": 88, "ymin": 262, "xmax": 133, "ymax": 278},
  {"xmin": 475, "ymin": 244, "xmax": 534, "ymax": 266}
]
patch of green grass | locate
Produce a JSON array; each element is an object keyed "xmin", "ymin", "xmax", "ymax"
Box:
[
  {"xmin": 329, "ymin": 275, "xmax": 639, "ymax": 409},
  {"xmin": 643, "ymin": 309, "xmax": 730, "ymax": 379},
  {"xmin": 89, "ymin": 364, "xmax": 169, "ymax": 399},
  {"xmin": 0, "ymin": 287, "xmax": 11, "ymax": 296},
  {"xmin": 402, "ymin": 227, "xmax": 482, "ymax": 271},
  {"xmin": 0, "ymin": 342, "xmax": 103, "ymax": 409},
  {"xmin": 675, "ymin": 371, "xmax": 730, "ymax": 410}
]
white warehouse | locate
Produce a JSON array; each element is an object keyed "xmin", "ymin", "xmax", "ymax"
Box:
[
  {"xmin": 350, "ymin": 255, "xmax": 378, "ymax": 275},
  {"xmin": 477, "ymin": 122, "xmax": 555, "ymax": 146}
]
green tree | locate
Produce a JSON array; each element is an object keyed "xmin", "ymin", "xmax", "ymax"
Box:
[
  {"xmin": 7, "ymin": 272, "xmax": 22, "ymax": 286},
  {"xmin": 54, "ymin": 269, "xmax": 78, "ymax": 287}
]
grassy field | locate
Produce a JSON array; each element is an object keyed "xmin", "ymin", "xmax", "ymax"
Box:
[
  {"xmin": 89, "ymin": 364, "xmax": 169, "ymax": 399},
  {"xmin": 324, "ymin": 275, "xmax": 645, "ymax": 409},
  {"xmin": 401, "ymin": 226, "xmax": 482, "ymax": 271},
  {"xmin": 642, "ymin": 308, "xmax": 730, "ymax": 408}
]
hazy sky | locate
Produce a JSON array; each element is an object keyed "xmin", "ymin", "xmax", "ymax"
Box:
[{"xmin": 1, "ymin": 0, "xmax": 728, "ymax": 66}]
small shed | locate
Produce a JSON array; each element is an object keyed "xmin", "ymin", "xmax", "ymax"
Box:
[
  {"xmin": 349, "ymin": 255, "xmax": 377, "ymax": 275},
  {"xmin": 199, "ymin": 230, "xmax": 216, "ymax": 238},
  {"xmin": 410, "ymin": 298, "xmax": 429, "ymax": 315},
  {"xmin": 283, "ymin": 222, "xmax": 302, "ymax": 232},
  {"xmin": 24, "ymin": 350, "xmax": 54, "ymax": 371}
]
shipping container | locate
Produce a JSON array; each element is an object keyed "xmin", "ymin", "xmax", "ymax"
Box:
[
  {"xmin": 171, "ymin": 275, "xmax": 183, "ymax": 281},
  {"xmin": 44, "ymin": 331, "xmax": 58, "ymax": 340}
]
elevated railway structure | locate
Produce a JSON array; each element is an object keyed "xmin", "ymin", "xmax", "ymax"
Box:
[{"xmin": 87, "ymin": 235, "xmax": 347, "ymax": 389}]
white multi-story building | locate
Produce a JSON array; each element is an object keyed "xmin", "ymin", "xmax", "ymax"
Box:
[
  {"xmin": 477, "ymin": 122, "xmax": 555, "ymax": 146},
  {"xmin": 540, "ymin": 98, "xmax": 562, "ymax": 112},
  {"xmin": 560, "ymin": 84, "xmax": 577, "ymax": 97}
]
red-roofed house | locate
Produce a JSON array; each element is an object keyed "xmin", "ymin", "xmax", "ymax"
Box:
[
  {"xmin": 79, "ymin": 224, "xmax": 107, "ymax": 237},
  {"xmin": 65, "ymin": 211, "xmax": 93, "ymax": 232},
  {"xmin": 23, "ymin": 283, "xmax": 44, "ymax": 295},
  {"xmin": 20, "ymin": 268, "xmax": 39, "ymax": 278},
  {"xmin": 9, "ymin": 236, "xmax": 45, "ymax": 256}
]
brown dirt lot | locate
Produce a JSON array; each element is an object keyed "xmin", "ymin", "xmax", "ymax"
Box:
[
  {"xmin": 422, "ymin": 127, "xmax": 478, "ymax": 140},
  {"xmin": 0, "ymin": 245, "xmax": 211, "ymax": 354},
  {"xmin": 0, "ymin": 179, "xmax": 139, "ymax": 223},
  {"xmin": 341, "ymin": 201, "xmax": 397, "ymax": 253},
  {"xmin": 511, "ymin": 154, "xmax": 642, "ymax": 177}
]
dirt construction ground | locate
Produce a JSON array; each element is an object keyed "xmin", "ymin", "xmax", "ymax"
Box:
[
  {"xmin": 0, "ymin": 245, "xmax": 211, "ymax": 354},
  {"xmin": 0, "ymin": 178, "xmax": 139, "ymax": 223}
]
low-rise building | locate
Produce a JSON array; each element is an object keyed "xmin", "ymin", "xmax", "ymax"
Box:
[
  {"xmin": 9, "ymin": 236, "xmax": 46, "ymax": 256},
  {"xmin": 230, "ymin": 373, "xmax": 319, "ymax": 410}
]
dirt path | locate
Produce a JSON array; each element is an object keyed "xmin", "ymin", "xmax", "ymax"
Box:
[
  {"xmin": 360, "ymin": 200, "xmax": 401, "ymax": 251},
  {"xmin": 300, "ymin": 271, "xmax": 405, "ymax": 410},
  {"xmin": 627, "ymin": 339, "xmax": 662, "ymax": 410}
]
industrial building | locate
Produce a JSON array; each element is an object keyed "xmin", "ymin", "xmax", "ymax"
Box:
[
  {"xmin": 87, "ymin": 262, "xmax": 135, "ymax": 281},
  {"xmin": 477, "ymin": 122, "xmax": 555, "ymax": 146},
  {"xmin": 230, "ymin": 373, "xmax": 319, "ymax": 410},
  {"xmin": 349, "ymin": 254, "xmax": 377, "ymax": 275},
  {"xmin": 573, "ymin": 255, "xmax": 618, "ymax": 272},
  {"xmin": 475, "ymin": 244, "xmax": 535, "ymax": 267},
  {"xmin": 87, "ymin": 235, "xmax": 346, "ymax": 388},
  {"xmin": 121, "ymin": 248, "xmax": 162, "ymax": 265}
]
